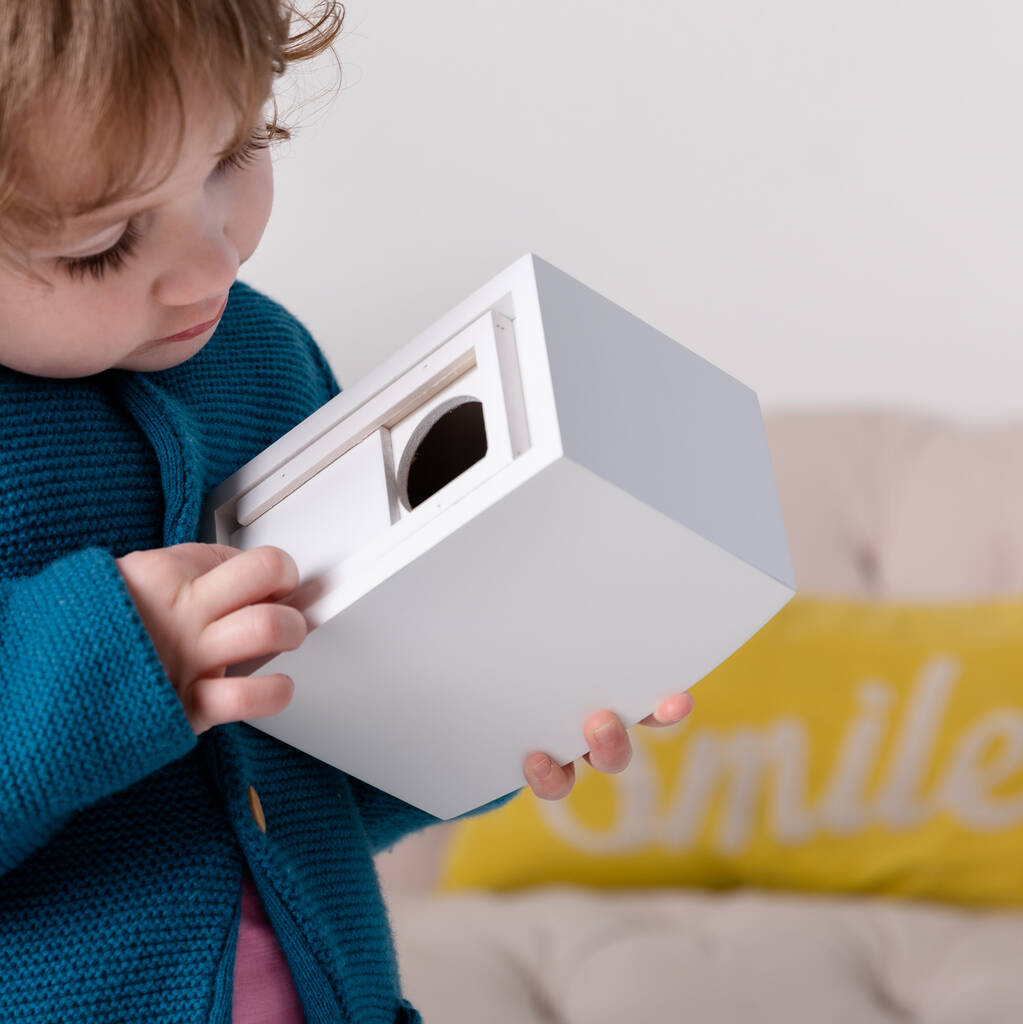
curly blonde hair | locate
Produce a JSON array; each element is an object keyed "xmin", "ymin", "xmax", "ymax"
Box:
[{"xmin": 0, "ymin": 0, "xmax": 343, "ymax": 261}]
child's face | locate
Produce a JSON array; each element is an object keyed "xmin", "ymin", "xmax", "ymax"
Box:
[{"xmin": 0, "ymin": 94, "xmax": 274, "ymax": 378}]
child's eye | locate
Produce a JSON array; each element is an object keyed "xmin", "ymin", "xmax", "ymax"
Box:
[
  {"xmin": 52, "ymin": 131, "xmax": 268, "ymax": 284},
  {"xmin": 214, "ymin": 131, "xmax": 270, "ymax": 175},
  {"xmin": 55, "ymin": 218, "xmax": 143, "ymax": 283}
]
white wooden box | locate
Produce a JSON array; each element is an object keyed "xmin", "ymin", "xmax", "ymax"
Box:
[{"xmin": 202, "ymin": 254, "xmax": 795, "ymax": 819}]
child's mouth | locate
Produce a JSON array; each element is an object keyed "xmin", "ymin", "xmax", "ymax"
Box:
[{"xmin": 152, "ymin": 295, "xmax": 230, "ymax": 344}]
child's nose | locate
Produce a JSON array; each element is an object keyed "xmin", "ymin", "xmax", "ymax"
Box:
[{"xmin": 152, "ymin": 224, "xmax": 239, "ymax": 307}]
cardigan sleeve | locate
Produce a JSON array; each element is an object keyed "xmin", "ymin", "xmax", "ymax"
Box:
[{"xmin": 0, "ymin": 548, "xmax": 197, "ymax": 875}]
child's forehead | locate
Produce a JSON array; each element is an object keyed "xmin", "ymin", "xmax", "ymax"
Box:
[{"xmin": 25, "ymin": 88, "xmax": 244, "ymax": 231}]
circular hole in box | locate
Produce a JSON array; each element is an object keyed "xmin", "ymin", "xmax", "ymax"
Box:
[{"xmin": 398, "ymin": 398, "xmax": 488, "ymax": 511}]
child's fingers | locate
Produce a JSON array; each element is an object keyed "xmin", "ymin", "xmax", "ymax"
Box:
[
  {"xmin": 523, "ymin": 753, "xmax": 575, "ymax": 800},
  {"xmin": 186, "ymin": 545, "xmax": 301, "ymax": 623},
  {"xmin": 185, "ymin": 673, "xmax": 296, "ymax": 734},
  {"xmin": 582, "ymin": 711, "xmax": 632, "ymax": 774},
  {"xmin": 194, "ymin": 602, "xmax": 307, "ymax": 674},
  {"xmin": 638, "ymin": 691, "xmax": 695, "ymax": 728}
]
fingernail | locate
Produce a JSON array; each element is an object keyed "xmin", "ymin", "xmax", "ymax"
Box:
[
  {"xmin": 594, "ymin": 720, "xmax": 620, "ymax": 746},
  {"xmin": 531, "ymin": 755, "xmax": 552, "ymax": 780}
]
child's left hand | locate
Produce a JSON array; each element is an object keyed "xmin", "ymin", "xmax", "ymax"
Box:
[{"xmin": 522, "ymin": 692, "xmax": 695, "ymax": 800}]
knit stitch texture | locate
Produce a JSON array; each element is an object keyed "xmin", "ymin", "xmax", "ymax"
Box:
[{"xmin": 0, "ymin": 282, "xmax": 512, "ymax": 1022}]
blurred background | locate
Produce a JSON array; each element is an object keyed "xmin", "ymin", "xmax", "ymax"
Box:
[{"xmin": 243, "ymin": 0, "xmax": 1023, "ymax": 423}]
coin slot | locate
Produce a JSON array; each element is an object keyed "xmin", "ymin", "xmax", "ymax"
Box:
[{"xmin": 398, "ymin": 398, "xmax": 488, "ymax": 511}]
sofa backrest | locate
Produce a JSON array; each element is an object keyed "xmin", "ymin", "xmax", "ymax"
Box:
[{"xmin": 765, "ymin": 409, "xmax": 1023, "ymax": 599}]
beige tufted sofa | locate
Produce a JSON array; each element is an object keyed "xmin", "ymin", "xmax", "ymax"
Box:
[{"xmin": 374, "ymin": 409, "xmax": 1023, "ymax": 1024}]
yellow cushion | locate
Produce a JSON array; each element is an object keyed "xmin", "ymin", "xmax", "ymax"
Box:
[{"xmin": 439, "ymin": 597, "xmax": 1023, "ymax": 906}]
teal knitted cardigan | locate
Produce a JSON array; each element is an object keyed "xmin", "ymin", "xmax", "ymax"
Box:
[{"xmin": 0, "ymin": 282, "xmax": 511, "ymax": 1022}]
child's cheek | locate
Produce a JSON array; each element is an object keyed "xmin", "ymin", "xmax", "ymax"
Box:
[
  {"xmin": 0, "ymin": 271, "xmax": 115, "ymax": 379},
  {"xmin": 235, "ymin": 156, "xmax": 274, "ymax": 265}
]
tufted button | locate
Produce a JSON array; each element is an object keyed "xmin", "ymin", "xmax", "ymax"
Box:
[{"xmin": 247, "ymin": 785, "xmax": 267, "ymax": 833}]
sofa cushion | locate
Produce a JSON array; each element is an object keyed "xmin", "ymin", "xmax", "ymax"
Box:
[{"xmin": 440, "ymin": 596, "xmax": 1023, "ymax": 906}]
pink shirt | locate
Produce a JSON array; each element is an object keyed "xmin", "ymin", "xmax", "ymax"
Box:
[{"xmin": 232, "ymin": 872, "xmax": 304, "ymax": 1023}]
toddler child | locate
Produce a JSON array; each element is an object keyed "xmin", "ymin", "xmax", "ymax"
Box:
[{"xmin": 0, "ymin": 2, "xmax": 694, "ymax": 1020}]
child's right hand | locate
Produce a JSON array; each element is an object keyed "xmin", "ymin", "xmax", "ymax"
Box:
[{"xmin": 115, "ymin": 544, "xmax": 307, "ymax": 735}]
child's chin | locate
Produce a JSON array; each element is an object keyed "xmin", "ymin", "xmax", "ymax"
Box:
[{"xmin": 117, "ymin": 332, "xmax": 212, "ymax": 372}]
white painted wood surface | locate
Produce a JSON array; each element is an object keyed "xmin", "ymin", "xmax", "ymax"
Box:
[{"xmin": 203, "ymin": 254, "xmax": 795, "ymax": 818}]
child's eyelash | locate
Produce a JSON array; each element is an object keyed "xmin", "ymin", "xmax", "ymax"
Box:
[
  {"xmin": 214, "ymin": 132, "xmax": 270, "ymax": 174},
  {"xmin": 56, "ymin": 219, "xmax": 143, "ymax": 283}
]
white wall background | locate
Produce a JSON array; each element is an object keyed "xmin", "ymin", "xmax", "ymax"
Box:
[{"xmin": 242, "ymin": 0, "xmax": 1023, "ymax": 424}]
